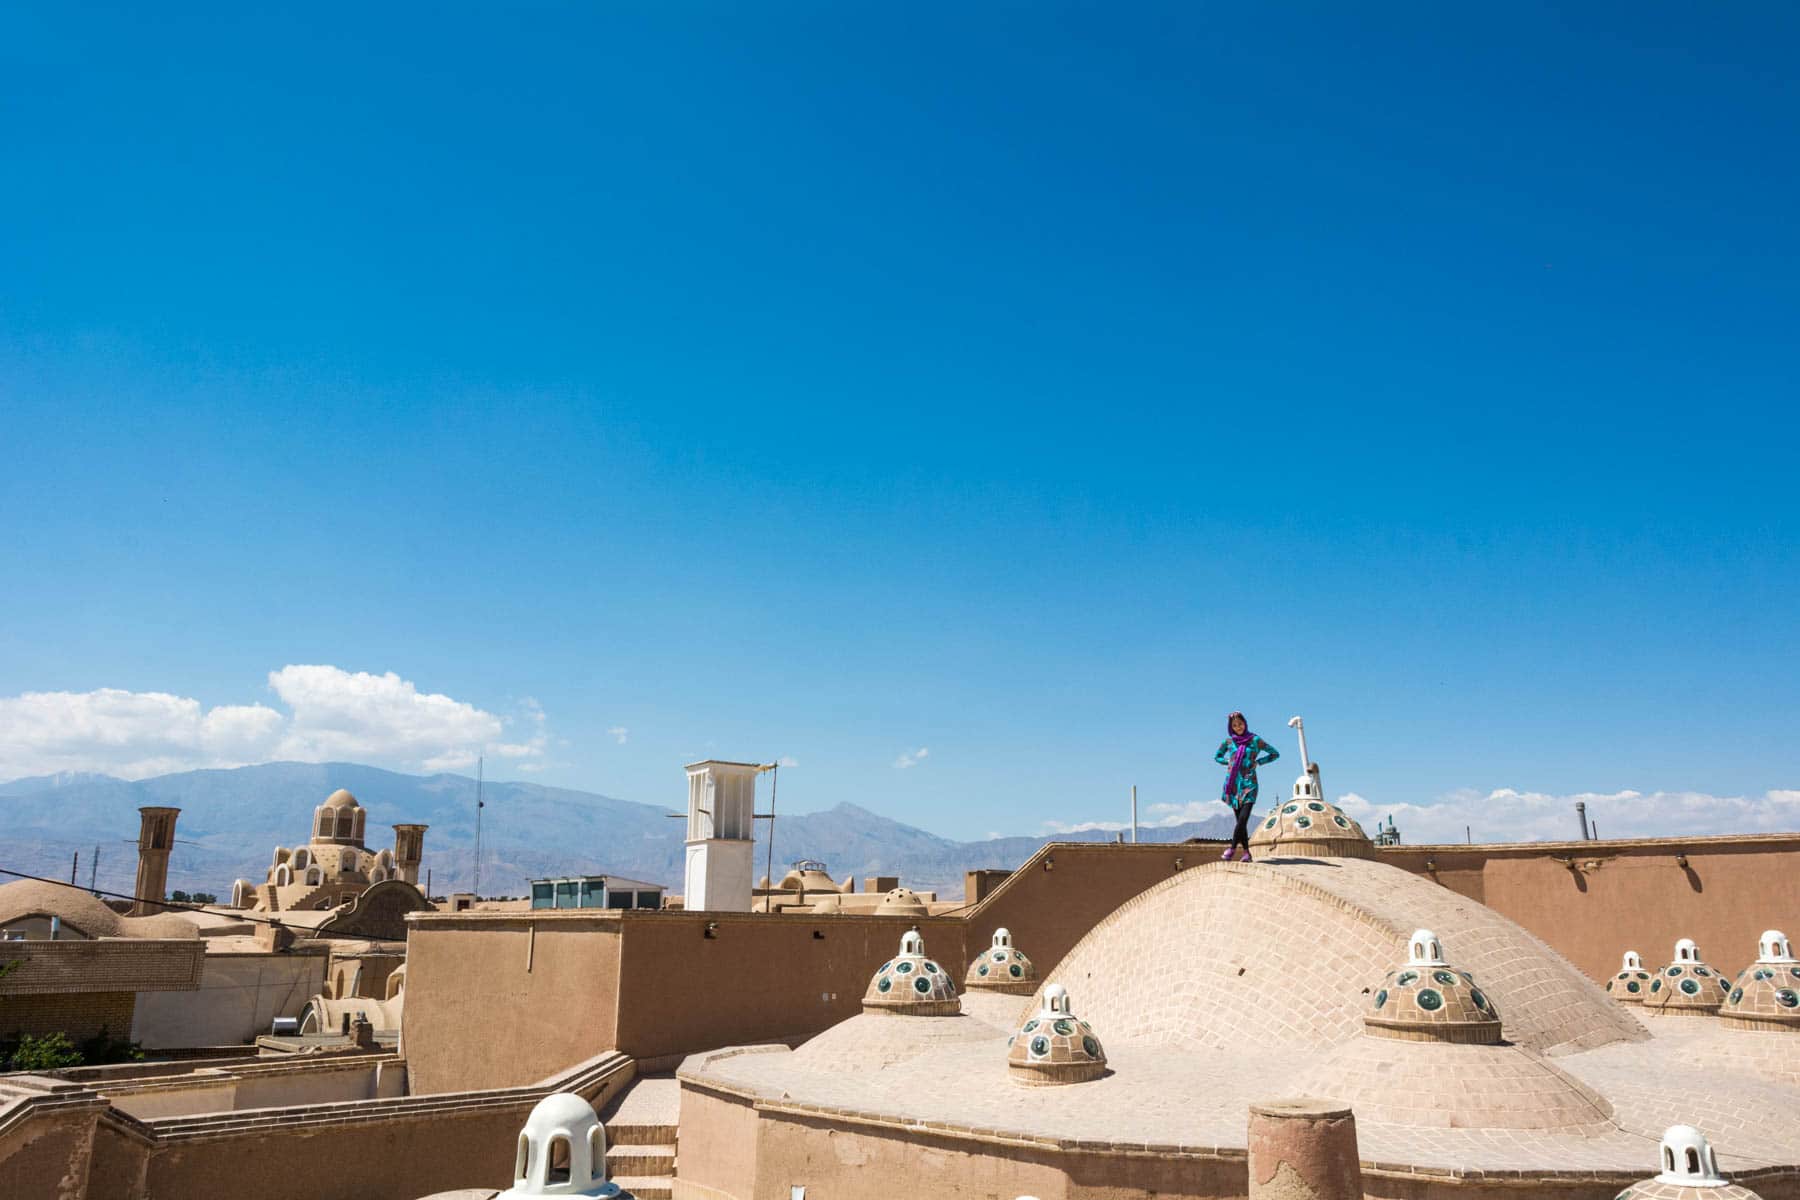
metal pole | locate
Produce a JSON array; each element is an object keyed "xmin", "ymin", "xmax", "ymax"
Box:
[
  {"xmin": 90, "ymin": 845, "xmax": 100, "ymax": 894},
  {"xmin": 472, "ymin": 756, "xmax": 485, "ymax": 897},
  {"xmin": 764, "ymin": 765, "xmax": 779, "ymax": 907},
  {"xmin": 70, "ymin": 852, "xmax": 79, "ymax": 885},
  {"xmin": 1131, "ymin": 785, "xmax": 1138, "ymax": 843}
]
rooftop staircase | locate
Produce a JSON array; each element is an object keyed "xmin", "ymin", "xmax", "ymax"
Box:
[{"xmin": 602, "ymin": 1075, "xmax": 679, "ymax": 1199}]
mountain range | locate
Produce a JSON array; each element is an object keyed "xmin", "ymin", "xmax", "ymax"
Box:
[{"xmin": 0, "ymin": 762, "xmax": 1234, "ymax": 901}]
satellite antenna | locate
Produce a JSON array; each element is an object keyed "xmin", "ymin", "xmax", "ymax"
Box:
[{"xmin": 472, "ymin": 756, "xmax": 485, "ymax": 898}]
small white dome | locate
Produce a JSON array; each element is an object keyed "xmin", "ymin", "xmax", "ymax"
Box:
[
  {"xmin": 1656, "ymin": 1125, "xmax": 1725, "ymax": 1187},
  {"xmin": 497, "ymin": 1093, "xmax": 619, "ymax": 1198},
  {"xmin": 1406, "ymin": 929, "xmax": 1446, "ymax": 967}
]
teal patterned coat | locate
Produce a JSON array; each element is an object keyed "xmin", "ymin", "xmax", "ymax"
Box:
[{"xmin": 1214, "ymin": 737, "xmax": 1279, "ymax": 810}]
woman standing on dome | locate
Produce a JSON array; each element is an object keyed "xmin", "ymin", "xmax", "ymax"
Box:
[{"xmin": 1215, "ymin": 711, "xmax": 1278, "ymax": 862}]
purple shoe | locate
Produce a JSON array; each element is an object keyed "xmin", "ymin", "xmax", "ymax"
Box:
[
  {"xmin": 1239, "ymin": 849, "xmax": 1253, "ymax": 864},
  {"xmin": 1220, "ymin": 845, "xmax": 1237, "ymax": 861}
]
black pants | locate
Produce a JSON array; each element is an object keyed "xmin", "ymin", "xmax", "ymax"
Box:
[{"xmin": 1230, "ymin": 803, "xmax": 1256, "ymax": 851}]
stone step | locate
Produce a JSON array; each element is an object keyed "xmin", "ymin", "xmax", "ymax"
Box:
[
  {"xmin": 606, "ymin": 1121, "xmax": 677, "ymax": 1146},
  {"xmin": 606, "ymin": 1142, "xmax": 676, "ymax": 1175},
  {"xmin": 613, "ymin": 1176, "xmax": 673, "ymax": 1199}
]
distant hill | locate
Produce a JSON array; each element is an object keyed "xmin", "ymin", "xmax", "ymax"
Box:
[{"xmin": 0, "ymin": 762, "xmax": 1234, "ymax": 901}]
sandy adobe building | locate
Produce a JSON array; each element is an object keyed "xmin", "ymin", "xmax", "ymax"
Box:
[
  {"xmin": 675, "ymin": 799, "xmax": 1800, "ymax": 1199},
  {"xmin": 237, "ymin": 787, "xmax": 427, "ymax": 914}
]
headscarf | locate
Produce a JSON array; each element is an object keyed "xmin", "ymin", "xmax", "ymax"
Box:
[{"xmin": 1223, "ymin": 712, "xmax": 1256, "ymax": 805}]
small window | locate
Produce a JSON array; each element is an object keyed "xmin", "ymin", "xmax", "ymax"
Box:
[
  {"xmin": 531, "ymin": 883, "xmax": 554, "ymax": 910},
  {"xmin": 546, "ymin": 1135, "xmax": 571, "ymax": 1185},
  {"xmin": 1686, "ymin": 1148, "xmax": 1700, "ymax": 1173}
]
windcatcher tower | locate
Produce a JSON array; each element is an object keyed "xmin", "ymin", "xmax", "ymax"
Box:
[
  {"xmin": 132, "ymin": 806, "xmax": 179, "ymax": 915},
  {"xmin": 683, "ymin": 760, "xmax": 759, "ymax": 912},
  {"xmin": 392, "ymin": 824, "xmax": 428, "ymax": 885}
]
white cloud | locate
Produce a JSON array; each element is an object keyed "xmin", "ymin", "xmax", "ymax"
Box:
[
  {"xmin": 607, "ymin": 726, "xmax": 629, "ymax": 745},
  {"xmin": 0, "ymin": 666, "xmax": 550, "ymax": 781},
  {"xmin": 893, "ymin": 746, "xmax": 930, "ymax": 769},
  {"xmin": 1336, "ymin": 788, "xmax": 1800, "ymax": 845},
  {"xmin": 777, "ymin": 755, "xmax": 800, "ymax": 768}
]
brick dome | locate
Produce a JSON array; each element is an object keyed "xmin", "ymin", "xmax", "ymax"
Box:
[
  {"xmin": 1005, "ymin": 984, "xmax": 1106, "ymax": 1086},
  {"xmin": 862, "ymin": 929, "xmax": 960, "ymax": 1016},
  {"xmin": 1249, "ymin": 796, "xmax": 1373, "ymax": 859},
  {"xmin": 965, "ymin": 927, "xmax": 1037, "ymax": 995},
  {"xmin": 1617, "ymin": 1125, "xmax": 1765, "ymax": 1200},
  {"xmin": 1721, "ymin": 930, "xmax": 1800, "ymax": 1031},
  {"xmin": 1366, "ymin": 929, "xmax": 1503, "ymax": 1044},
  {"xmin": 1607, "ymin": 950, "xmax": 1654, "ymax": 1004},
  {"xmin": 1645, "ymin": 938, "xmax": 1729, "ymax": 1014}
]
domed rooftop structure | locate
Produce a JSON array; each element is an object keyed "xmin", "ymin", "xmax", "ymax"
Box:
[
  {"xmin": 324, "ymin": 788, "xmax": 361, "ymax": 809},
  {"xmin": 1617, "ymin": 1125, "xmax": 1765, "ymax": 1200},
  {"xmin": 1645, "ymin": 938, "xmax": 1729, "ymax": 1015},
  {"xmin": 862, "ymin": 929, "xmax": 960, "ymax": 1016},
  {"xmin": 1287, "ymin": 927, "xmax": 1613, "ymax": 1132},
  {"xmin": 1721, "ymin": 930, "xmax": 1800, "ymax": 1031},
  {"xmin": 1608, "ymin": 950, "xmax": 1654, "ymax": 1003},
  {"xmin": 873, "ymin": 887, "xmax": 929, "ymax": 917},
  {"xmin": 776, "ymin": 861, "xmax": 847, "ymax": 894},
  {"xmin": 496, "ymin": 1092, "xmax": 620, "ymax": 1198},
  {"xmin": 1006, "ymin": 984, "xmax": 1106, "ymax": 1086},
  {"xmin": 1249, "ymin": 796, "xmax": 1373, "ymax": 859},
  {"xmin": 965, "ymin": 928, "xmax": 1037, "ymax": 995},
  {"xmin": 0, "ymin": 878, "xmax": 200, "ymax": 941},
  {"xmin": 1043, "ymin": 855, "xmax": 1643, "ymax": 1056},
  {"xmin": 1366, "ymin": 929, "xmax": 1502, "ymax": 1043}
]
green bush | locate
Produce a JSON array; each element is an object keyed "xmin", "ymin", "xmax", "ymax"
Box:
[{"xmin": 8, "ymin": 1032, "xmax": 83, "ymax": 1071}]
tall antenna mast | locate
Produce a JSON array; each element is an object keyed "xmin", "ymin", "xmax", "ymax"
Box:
[
  {"xmin": 763, "ymin": 762, "xmax": 779, "ymax": 902},
  {"xmin": 89, "ymin": 844, "xmax": 100, "ymax": 894},
  {"xmin": 472, "ymin": 756, "xmax": 485, "ymax": 897}
]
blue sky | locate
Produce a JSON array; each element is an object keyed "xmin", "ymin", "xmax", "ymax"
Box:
[{"xmin": 2, "ymin": 3, "xmax": 1796, "ymax": 843}]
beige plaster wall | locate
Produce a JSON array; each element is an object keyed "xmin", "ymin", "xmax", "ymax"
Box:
[
  {"xmin": 749, "ymin": 1109, "xmax": 1243, "ymax": 1200},
  {"xmin": 131, "ymin": 952, "xmax": 325, "ymax": 1048},
  {"xmin": 142, "ymin": 1106, "xmax": 532, "ymax": 1200},
  {"xmin": 611, "ymin": 913, "xmax": 968, "ymax": 1063},
  {"xmin": 675, "ymin": 1083, "xmax": 761, "ymax": 1199},
  {"xmin": 402, "ymin": 916, "xmax": 623, "ymax": 1094},
  {"xmin": 0, "ymin": 1104, "xmax": 97, "ymax": 1200},
  {"xmin": 103, "ymin": 1058, "xmax": 389, "ymax": 1119}
]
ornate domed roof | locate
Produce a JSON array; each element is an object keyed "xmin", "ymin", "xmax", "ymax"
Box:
[
  {"xmin": 1366, "ymin": 929, "xmax": 1502, "ymax": 1043},
  {"xmin": 323, "ymin": 788, "xmax": 361, "ymax": 809},
  {"xmin": 965, "ymin": 928, "xmax": 1037, "ymax": 995},
  {"xmin": 873, "ymin": 887, "xmax": 929, "ymax": 916},
  {"xmin": 862, "ymin": 929, "xmax": 960, "ymax": 1016},
  {"xmin": 1249, "ymin": 796, "xmax": 1373, "ymax": 859},
  {"xmin": 1721, "ymin": 930, "xmax": 1800, "ymax": 1031},
  {"xmin": 1645, "ymin": 938, "xmax": 1729, "ymax": 1014},
  {"xmin": 1616, "ymin": 1125, "xmax": 1765, "ymax": 1200},
  {"xmin": 1607, "ymin": 950, "xmax": 1654, "ymax": 1003},
  {"xmin": 1006, "ymin": 984, "xmax": 1106, "ymax": 1086}
]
